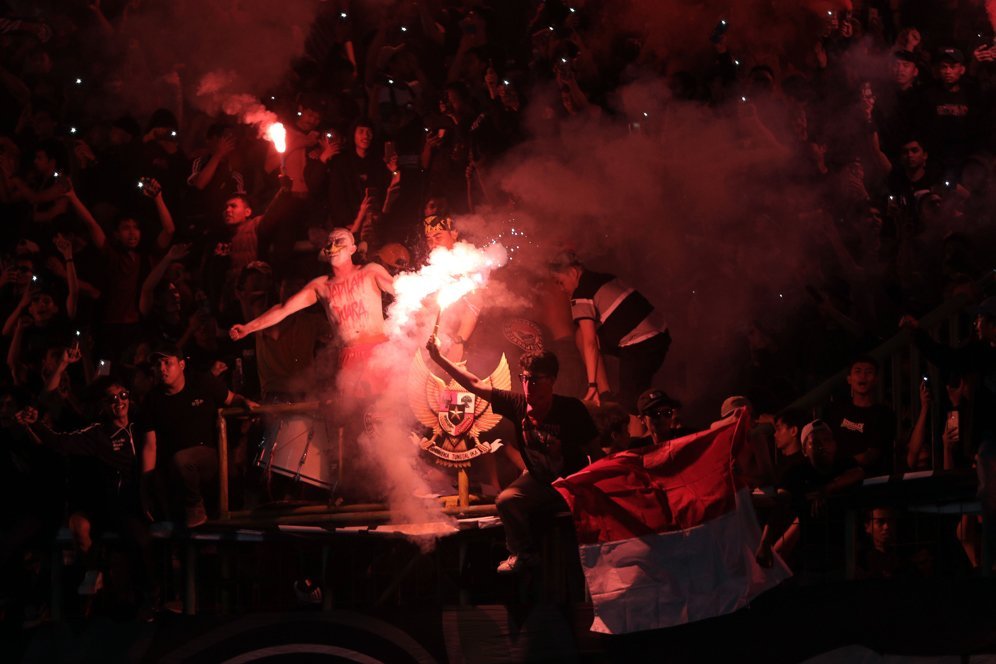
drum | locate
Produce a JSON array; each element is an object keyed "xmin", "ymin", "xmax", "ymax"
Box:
[{"xmin": 256, "ymin": 415, "xmax": 338, "ymax": 489}]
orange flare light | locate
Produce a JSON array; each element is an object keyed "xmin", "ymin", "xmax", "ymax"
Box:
[{"xmin": 266, "ymin": 122, "xmax": 287, "ymax": 153}]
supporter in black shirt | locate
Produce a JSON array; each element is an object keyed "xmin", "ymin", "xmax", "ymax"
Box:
[
  {"xmin": 17, "ymin": 379, "xmax": 157, "ymax": 610},
  {"xmin": 426, "ymin": 336, "xmax": 599, "ymax": 574},
  {"xmin": 140, "ymin": 343, "xmax": 256, "ymax": 528},
  {"xmin": 823, "ymin": 355, "xmax": 896, "ymax": 475}
]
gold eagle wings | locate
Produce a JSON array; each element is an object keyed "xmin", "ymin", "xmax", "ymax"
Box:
[{"xmin": 409, "ymin": 351, "xmax": 511, "ymax": 438}]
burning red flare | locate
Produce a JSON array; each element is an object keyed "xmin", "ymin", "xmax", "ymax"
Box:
[{"xmin": 266, "ymin": 122, "xmax": 287, "ymax": 153}]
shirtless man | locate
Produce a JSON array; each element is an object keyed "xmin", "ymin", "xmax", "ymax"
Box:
[{"xmin": 229, "ymin": 228, "xmax": 394, "ymax": 399}]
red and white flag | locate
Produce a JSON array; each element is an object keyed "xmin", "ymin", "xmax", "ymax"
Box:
[{"xmin": 553, "ymin": 409, "xmax": 791, "ymax": 634}]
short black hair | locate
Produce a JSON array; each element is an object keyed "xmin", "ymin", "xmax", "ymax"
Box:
[
  {"xmin": 775, "ymin": 407, "xmax": 808, "ymax": 433},
  {"xmin": 225, "ymin": 193, "xmax": 252, "ymax": 209},
  {"xmin": 848, "ymin": 355, "xmax": 879, "ymax": 373},
  {"xmin": 520, "ymin": 350, "xmax": 559, "ymax": 378}
]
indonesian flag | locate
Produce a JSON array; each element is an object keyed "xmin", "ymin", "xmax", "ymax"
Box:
[{"xmin": 553, "ymin": 409, "xmax": 791, "ymax": 634}]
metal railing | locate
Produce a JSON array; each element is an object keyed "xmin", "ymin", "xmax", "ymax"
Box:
[
  {"xmin": 788, "ymin": 270, "xmax": 996, "ymax": 470},
  {"xmin": 215, "ymin": 400, "xmax": 335, "ymax": 520}
]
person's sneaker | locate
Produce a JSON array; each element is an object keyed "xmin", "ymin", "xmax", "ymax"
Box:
[
  {"xmin": 78, "ymin": 570, "xmax": 104, "ymax": 596},
  {"xmin": 186, "ymin": 504, "xmax": 208, "ymax": 529},
  {"xmin": 496, "ymin": 553, "xmax": 540, "ymax": 574}
]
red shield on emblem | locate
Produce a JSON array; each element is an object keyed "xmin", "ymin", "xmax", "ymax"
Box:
[{"xmin": 438, "ymin": 390, "xmax": 476, "ymax": 436}]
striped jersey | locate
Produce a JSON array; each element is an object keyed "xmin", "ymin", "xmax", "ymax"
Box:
[{"xmin": 570, "ymin": 270, "xmax": 666, "ymax": 353}]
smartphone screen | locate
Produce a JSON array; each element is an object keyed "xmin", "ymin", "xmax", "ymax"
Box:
[{"xmin": 384, "ymin": 141, "xmax": 396, "ymax": 161}]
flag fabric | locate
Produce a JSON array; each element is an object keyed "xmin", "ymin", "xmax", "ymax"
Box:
[{"xmin": 552, "ymin": 409, "xmax": 791, "ymax": 634}]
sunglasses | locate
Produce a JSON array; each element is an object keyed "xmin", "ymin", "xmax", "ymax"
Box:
[
  {"xmin": 518, "ymin": 373, "xmax": 551, "ymax": 385},
  {"xmin": 104, "ymin": 391, "xmax": 129, "ymax": 403},
  {"xmin": 645, "ymin": 407, "xmax": 674, "ymax": 419}
]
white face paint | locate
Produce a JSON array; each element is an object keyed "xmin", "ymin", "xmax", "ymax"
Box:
[{"xmin": 321, "ymin": 229, "xmax": 355, "ymax": 266}]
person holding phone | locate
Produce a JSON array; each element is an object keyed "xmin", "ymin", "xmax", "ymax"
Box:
[{"xmin": 326, "ymin": 118, "xmax": 398, "ymax": 230}]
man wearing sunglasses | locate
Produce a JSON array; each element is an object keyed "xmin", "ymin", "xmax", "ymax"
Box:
[
  {"xmin": 16, "ymin": 379, "xmax": 157, "ymax": 618},
  {"xmin": 426, "ymin": 336, "xmax": 599, "ymax": 574},
  {"xmin": 634, "ymin": 388, "xmax": 686, "ymax": 447}
]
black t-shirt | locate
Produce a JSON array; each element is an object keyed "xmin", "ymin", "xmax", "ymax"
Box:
[
  {"xmin": 488, "ymin": 389, "xmax": 597, "ymax": 485},
  {"xmin": 824, "ymin": 401, "xmax": 896, "ymax": 475},
  {"xmin": 141, "ymin": 372, "xmax": 229, "ymax": 459},
  {"xmin": 778, "ymin": 451, "xmax": 859, "ymax": 514}
]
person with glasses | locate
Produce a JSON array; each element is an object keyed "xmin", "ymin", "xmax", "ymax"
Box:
[
  {"xmin": 633, "ymin": 389, "xmax": 686, "ymax": 447},
  {"xmin": 426, "ymin": 336, "xmax": 599, "ymax": 574},
  {"xmin": 15, "ymin": 378, "xmax": 158, "ymax": 619}
]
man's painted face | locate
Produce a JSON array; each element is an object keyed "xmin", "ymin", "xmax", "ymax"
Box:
[
  {"xmin": 321, "ymin": 229, "xmax": 355, "ymax": 266},
  {"xmin": 425, "ymin": 228, "xmax": 456, "ymax": 251}
]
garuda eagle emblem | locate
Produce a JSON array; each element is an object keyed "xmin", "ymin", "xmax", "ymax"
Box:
[{"xmin": 408, "ymin": 350, "xmax": 511, "ymax": 467}]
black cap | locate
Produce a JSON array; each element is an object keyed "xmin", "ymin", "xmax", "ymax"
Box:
[
  {"xmin": 637, "ymin": 388, "xmax": 681, "ymax": 416},
  {"xmin": 937, "ymin": 47, "xmax": 964, "ymax": 64},
  {"xmin": 150, "ymin": 342, "xmax": 183, "ymax": 361},
  {"xmin": 893, "ymin": 49, "xmax": 916, "ymax": 63}
]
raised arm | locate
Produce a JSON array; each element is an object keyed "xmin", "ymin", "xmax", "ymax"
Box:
[
  {"xmin": 367, "ymin": 261, "xmax": 395, "ymax": 297},
  {"xmin": 229, "ymin": 277, "xmax": 321, "ymax": 340},
  {"xmin": 906, "ymin": 382, "xmax": 931, "ymax": 470},
  {"xmin": 141, "ymin": 179, "xmax": 175, "ymax": 249},
  {"xmin": 139, "ymin": 244, "xmax": 189, "ymax": 317},
  {"xmin": 63, "ymin": 182, "xmax": 106, "ymax": 249},
  {"xmin": 426, "ymin": 335, "xmax": 491, "ymax": 398},
  {"xmin": 53, "ymin": 234, "xmax": 78, "ymax": 320},
  {"xmin": 188, "ymin": 134, "xmax": 235, "ymax": 190}
]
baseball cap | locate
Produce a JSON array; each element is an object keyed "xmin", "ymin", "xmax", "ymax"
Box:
[
  {"xmin": 800, "ymin": 419, "xmax": 832, "ymax": 446},
  {"xmin": 150, "ymin": 342, "xmax": 183, "ymax": 361},
  {"xmin": 937, "ymin": 48, "xmax": 964, "ymax": 64},
  {"xmin": 637, "ymin": 388, "xmax": 681, "ymax": 416},
  {"xmin": 720, "ymin": 395, "xmax": 752, "ymax": 418},
  {"xmin": 893, "ymin": 49, "xmax": 916, "ymax": 63}
]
